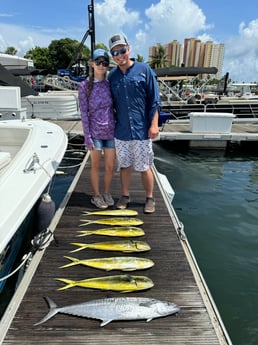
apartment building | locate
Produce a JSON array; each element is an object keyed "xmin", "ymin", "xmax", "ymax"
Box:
[{"xmin": 149, "ymin": 38, "xmax": 224, "ymax": 79}]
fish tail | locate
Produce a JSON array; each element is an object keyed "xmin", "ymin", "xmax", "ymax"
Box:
[
  {"xmin": 55, "ymin": 278, "xmax": 75, "ymax": 290},
  {"xmin": 76, "ymin": 230, "xmax": 92, "ymax": 237},
  {"xmin": 70, "ymin": 243, "xmax": 88, "ymax": 252},
  {"xmin": 34, "ymin": 297, "xmax": 58, "ymax": 326},
  {"xmin": 59, "ymin": 256, "xmax": 80, "ymax": 268},
  {"xmin": 79, "ymin": 219, "xmax": 93, "ymax": 226}
]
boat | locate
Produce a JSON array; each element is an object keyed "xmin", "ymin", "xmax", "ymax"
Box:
[
  {"xmin": 0, "ymin": 89, "xmax": 68, "ymax": 292},
  {"xmin": 160, "ymin": 98, "xmax": 258, "ymax": 123},
  {"xmin": 156, "ymin": 69, "xmax": 258, "ymax": 122},
  {"xmin": 0, "ymin": 64, "xmax": 80, "ymax": 120},
  {"xmin": 0, "ymin": 87, "xmax": 81, "ymax": 121},
  {"xmin": 221, "ymin": 82, "xmax": 258, "ymax": 100},
  {"xmin": 20, "ymin": 91, "xmax": 80, "ymax": 120}
]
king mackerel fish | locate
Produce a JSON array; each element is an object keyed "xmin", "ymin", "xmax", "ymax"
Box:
[{"xmin": 34, "ymin": 296, "xmax": 180, "ymax": 327}]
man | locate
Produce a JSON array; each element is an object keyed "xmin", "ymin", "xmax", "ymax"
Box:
[{"xmin": 108, "ymin": 33, "xmax": 161, "ymax": 213}]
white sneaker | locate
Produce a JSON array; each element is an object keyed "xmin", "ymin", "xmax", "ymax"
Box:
[
  {"xmin": 103, "ymin": 193, "xmax": 114, "ymax": 206},
  {"xmin": 91, "ymin": 195, "xmax": 108, "ymax": 209}
]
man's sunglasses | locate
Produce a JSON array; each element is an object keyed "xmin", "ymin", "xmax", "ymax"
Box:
[
  {"xmin": 111, "ymin": 47, "xmax": 127, "ymax": 57},
  {"xmin": 95, "ymin": 59, "xmax": 109, "ymax": 67}
]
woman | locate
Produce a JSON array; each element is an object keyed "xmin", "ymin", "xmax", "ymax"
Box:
[{"xmin": 78, "ymin": 49, "xmax": 115, "ymax": 209}]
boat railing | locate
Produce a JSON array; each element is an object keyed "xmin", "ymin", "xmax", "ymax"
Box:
[
  {"xmin": 43, "ymin": 76, "xmax": 80, "ymax": 91},
  {"xmin": 206, "ymin": 102, "xmax": 258, "ymax": 118},
  {"xmin": 158, "ymin": 79, "xmax": 184, "ymax": 102},
  {"xmin": 161, "ymin": 101, "xmax": 258, "ymax": 120}
]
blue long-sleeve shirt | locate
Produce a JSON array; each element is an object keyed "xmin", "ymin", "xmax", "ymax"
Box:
[
  {"xmin": 108, "ymin": 61, "xmax": 161, "ymax": 141},
  {"xmin": 78, "ymin": 79, "xmax": 115, "ymax": 148}
]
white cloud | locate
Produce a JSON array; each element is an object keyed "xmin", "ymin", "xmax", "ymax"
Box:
[
  {"xmin": 144, "ymin": 0, "xmax": 209, "ymax": 44},
  {"xmin": 0, "ymin": 23, "xmax": 60, "ymax": 55},
  {"xmin": 94, "ymin": 0, "xmax": 141, "ymax": 47},
  {"xmin": 0, "ymin": 22, "xmax": 85, "ymax": 56},
  {"xmin": 0, "ymin": 24, "xmax": 38, "ymax": 54},
  {"xmin": 223, "ymin": 19, "xmax": 258, "ymax": 82},
  {"xmin": 93, "ymin": 0, "xmax": 211, "ymax": 62},
  {"xmin": 239, "ymin": 19, "xmax": 258, "ymax": 39},
  {"xmin": 1, "ymin": 0, "xmax": 258, "ymax": 81}
]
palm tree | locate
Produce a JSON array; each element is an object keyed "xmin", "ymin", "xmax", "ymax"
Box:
[
  {"xmin": 148, "ymin": 43, "xmax": 167, "ymax": 69},
  {"xmin": 4, "ymin": 46, "xmax": 17, "ymax": 55},
  {"xmin": 136, "ymin": 54, "xmax": 144, "ymax": 62}
]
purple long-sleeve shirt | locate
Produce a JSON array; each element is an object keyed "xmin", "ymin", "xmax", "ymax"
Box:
[{"xmin": 78, "ymin": 79, "xmax": 115, "ymax": 148}]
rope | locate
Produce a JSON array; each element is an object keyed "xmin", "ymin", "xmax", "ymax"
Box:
[
  {"xmin": 0, "ymin": 253, "xmax": 32, "ymax": 282},
  {"xmin": 0, "ymin": 228, "xmax": 56, "ymax": 283},
  {"xmin": 58, "ymin": 162, "xmax": 82, "ymax": 169}
]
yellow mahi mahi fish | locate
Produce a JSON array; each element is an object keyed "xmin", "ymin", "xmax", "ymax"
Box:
[
  {"xmin": 82, "ymin": 209, "xmax": 138, "ymax": 216},
  {"xmin": 77, "ymin": 226, "xmax": 145, "ymax": 237},
  {"xmin": 79, "ymin": 217, "xmax": 144, "ymax": 227},
  {"xmin": 70, "ymin": 240, "xmax": 151, "ymax": 253},
  {"xmin": 55, "ymin": 274, "xmax": 154, "ymax": 293},
  {"xmin": 60, "ymin": 256, "xmax": 155, "ymax": 271}
]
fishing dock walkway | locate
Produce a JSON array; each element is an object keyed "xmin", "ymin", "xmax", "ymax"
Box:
[{"xmin": 0, "ymin": 149, "xmax": 232, "ymax": 344}]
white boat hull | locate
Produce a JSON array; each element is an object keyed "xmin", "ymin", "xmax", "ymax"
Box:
[
  {"xmin": 21, "ymin": 93, "xmax": 80, "ymax": 120},
  {"xmin": 0, "ymin": 118, "xmax": 68, "ymax": 255}
]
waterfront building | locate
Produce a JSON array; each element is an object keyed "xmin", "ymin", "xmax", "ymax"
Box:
[
  {"xmin": 149, "ymin": 38, "xmax": 224, "ymax": 79},
  {"xmin": 164, "ymin": 40, "xmax": 182, "ymax": 67}
]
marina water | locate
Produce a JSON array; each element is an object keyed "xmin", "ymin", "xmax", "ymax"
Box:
[{"xmin": 153, "ymin": 141, "xmax": 258, "ymax": 345}]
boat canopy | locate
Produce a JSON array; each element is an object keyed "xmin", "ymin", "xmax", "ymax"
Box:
[
  {"xmin": 0, "ymin": 64, "xmax": 38, "ymax": 96},
  {"xmin": 155, "ymin": 67, "xmax": 218, "ymax": 78}
]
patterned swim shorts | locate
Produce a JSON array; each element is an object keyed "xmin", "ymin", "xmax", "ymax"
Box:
[{"xmin": 114, "ymin": 138, "xmax": 154, "ymax": 172}]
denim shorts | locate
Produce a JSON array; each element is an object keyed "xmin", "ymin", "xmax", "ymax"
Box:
[{"xmin": 92, "ymin": 138, "xmax": 115, "ymax": 150}]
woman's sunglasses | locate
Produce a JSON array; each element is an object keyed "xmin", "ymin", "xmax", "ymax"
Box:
[
  {"xmin": 111, "ymin": 47, "xmax": 127, "ymax": 57},
  {"xmin": 95, "ymin": 59, "xmax": 109, "ymax": 67}
]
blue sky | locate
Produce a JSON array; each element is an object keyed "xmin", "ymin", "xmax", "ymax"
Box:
[{"xmin": 1, "ymin": 0, "xmax": 258, "ymax": 82}]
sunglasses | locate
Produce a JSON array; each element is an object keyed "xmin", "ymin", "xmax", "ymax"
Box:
[
  {"xmin": 111, "ymin": 47, "xmax": 127, "ymax": 57},
  {"xmin": 95, "ymin": 59, "xmax": 109, "ymax": 67}
]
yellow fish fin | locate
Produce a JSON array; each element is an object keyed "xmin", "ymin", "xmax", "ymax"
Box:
[
  {"xmin": 55, "ymin": 278, "xmax": 75, "ymax": 290},
  {"xmin": 59, "ymin": 256, "xmax": 80, "ymax": 268},
  {"xmin": 122, "ymin": 267, "xmax": 135, "ymax": 272},
  {"xmin": 76, "ymin": 230, "xmax": 92, "ymax": 237},
  {"xmin": 121, "ymin": 290, "xmax": 133, "ymax": 293},
  {"xmin": 79, "ymin": 219, "xmax": 94, "ymax": 227},
  {"xmin": 126, "ymin": 274, "xmax": 138, "ymax": 285},
  {"xmin": 70, "ymin": 243, "xmax": 88, "ymax": 252},
  {"xmin": 82, "ymin": 211, "xmax": 93, "ymax": 215}
]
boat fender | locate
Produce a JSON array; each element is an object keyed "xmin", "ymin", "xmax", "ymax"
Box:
[{"xmin": 34, "ymin": 193, "xmax": 56, "ymax": 235}]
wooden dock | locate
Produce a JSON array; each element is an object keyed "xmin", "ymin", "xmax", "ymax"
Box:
[
  {"xmin": 49, "ymin": 119, "xmax": 258, "ymax": 148},
  {"xmin": 0, "ymin": 150, "xmax": 232, "ymax": 344},
  {"xmin": 159, "ymin": 120, "xmax": 258, "ymax": 145}
]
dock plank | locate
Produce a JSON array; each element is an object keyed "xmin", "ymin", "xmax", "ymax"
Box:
[{"xmin": 1, "ymin": 155, "xmax": 229, "ymax": 345}]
